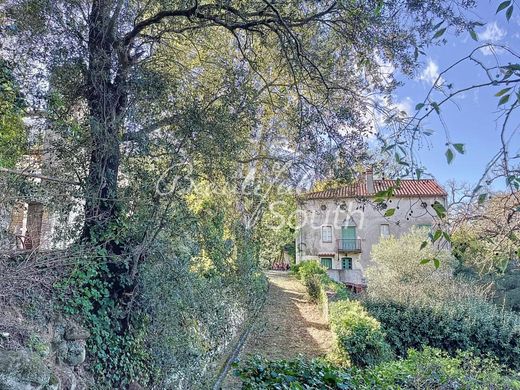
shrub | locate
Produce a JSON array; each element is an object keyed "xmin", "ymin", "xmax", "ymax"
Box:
[
  {"xmin": 234, "ymin": 356, "xmax": 353, "ymax": 389},
  {"xmin": 329, "ymin": 300, "xmax": 392, "ymax": 367},
  {"xmin": 367, "ymin": 228, "xmax": 486, "ymax": 305},
  {"xmin": 295, "ymin": 260, "xmax": 350, "ymax": 303},
  {"xmin": 358, "ymin": 347, "xmax": 520, "ymax": 389},
  {"xmin": 294, "ymin": 260, "xmax": 327, "ymax": 281},
  {"xmin": 304, "ymin": 273, "xmax": 323, "ymax": 303},
  {"xmin": 362, "ymin": 296, "xmax": 520, "ymax": 370},
  {"xmin": 235, "ymin": 348, "xmax": 520, "ymax": 389}
]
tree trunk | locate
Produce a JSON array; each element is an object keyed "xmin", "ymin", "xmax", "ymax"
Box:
[{"xmin": 82, "ymin": 0, "xmax": 126, "ymax": 241}]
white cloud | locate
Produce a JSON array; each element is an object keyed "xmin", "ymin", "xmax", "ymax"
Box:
[
  {"xmin": 479, "ymin": 22, "xmax": 506, "ymax": 55},
  {"xmin": 418, "ymin": 59, "xmax": 443, "ymax": 86}
]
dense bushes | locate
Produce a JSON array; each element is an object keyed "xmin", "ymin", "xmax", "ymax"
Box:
[
  {"xmin": 293, "ymin": 260, "xmax": 349, "ymax": 301},
  {"xmin": 364, "ymin": 230, "xmax": 520, "ymax": 371},
  {"xmin": 292, "ymin": 260, "xmax": 327, "ymax": 281},
  {"xmin": 234, "ymin": 356, "xmax": 353, "ymax": 389},
  {"xmin": 294, "ymin": 260, "xmax": 388, "ymax": 367},
  {"xmin": 359, "ymin": 347, "xmax": 520, "ymax": 389},
  {"xmin": 235, "ymin": 348, "xmax": 520, "ymax": 389},
  {"xmin": 362, "ymin": 297, "xmax": 520, "ymax": 370},
  {"xmin": 329, "ymin": 300, "xmax": 391, "ymax": 367}
]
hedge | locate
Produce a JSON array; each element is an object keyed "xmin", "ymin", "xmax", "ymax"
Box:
[
  {"xmin": 329, "ymin": 300, "xmax": 392, "ymax": 367},
  {"xmin": 362, "ymin": 296, "xmax": 520, "ymax": 370},
  {"xmin": 294, "ymin": 260, "xmax": 388, "ymax": 367},
  {"xmin": 235, "ymin": 348, "xmax": 520, "ymax": 389}
]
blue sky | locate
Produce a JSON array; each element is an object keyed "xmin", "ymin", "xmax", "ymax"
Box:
[{"xmin": 392, "ymin": 1, "xmax": 520, "ymax": 189}]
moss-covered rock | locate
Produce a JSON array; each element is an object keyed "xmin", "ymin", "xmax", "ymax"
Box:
[
  {"xmin": 0, "ymin": 350, "xmax": 50, "ymax": 389},
  {"xmin": 64, "ymin": 341, "xmax": 86, "ymax": 366}
]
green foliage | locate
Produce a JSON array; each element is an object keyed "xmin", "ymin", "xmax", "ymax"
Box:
[
  {"xmin": 359, "ymin": 347, "xmax": 520, "ymax": 389},
  {"xmin": 256, "ymin": 192, "xmax": 297, "ymax": 268},
  {"xmin": 294, "ymin": 260, "xmax": 350, "ymax": 302},
  {"xmin": 27, "ymin": 334, "xmax": 49, "ymax": 357},
  {"xmin": 293, "ymin": 260, "xmax": 327, "ymax": 281},
  {"xmin": 234, "ymin": 356, "xmax": 353, "ymax": 389},
  {"xmin": 54, "ymin": 254, "xmax": 153, "ymax": 388},
  {"xmin": 367, "ymin": 229, "xmax": 480, "ymax": 305},
  {"xmin": 365, "ymin": 228, "xmax": 520, "ymax": 370},
  {"xmin": 0, "ymin": 60, "xmax": 26, "ymax": 167},
  {"xmin": 235, "ymin": 348, "xmax": 520, "ymax": 389},
  {"xmin": 362, "ymin": 297, "xmax": 520, "ymax": 370},
  {"xmin": 304, "ymin": 274, "xmax": 323, "ymax": 304},
  {"xmin": 329, "ymin": 300, "xmax": 392, "ymax": 367}
]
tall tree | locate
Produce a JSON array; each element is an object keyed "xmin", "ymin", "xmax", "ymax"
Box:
[{"xmin": 2, "ymin": 0, "xmax": 477, "ymax": 240}]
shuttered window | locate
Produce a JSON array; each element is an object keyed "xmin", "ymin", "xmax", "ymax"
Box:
[
  {"xmin": 320, "ymin": 258, "xmax": 333, "ymax": 269},
  {"xmin": 341, "ymin": 257, "xmax": 352, "ymax": 270}
]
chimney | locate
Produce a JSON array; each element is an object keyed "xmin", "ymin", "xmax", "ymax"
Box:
[{"xmin": 365, "ymin": 168, "xmax": 374, "ymax": 194}]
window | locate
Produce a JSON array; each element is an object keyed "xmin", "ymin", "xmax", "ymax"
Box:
[
  {"xmin": 341, "ymin": 257, "xmax": 352, "ymax": 270},
  {"xmin": 380, "ymin": 224, "xmax": 390, "ymax": 238},
  {"xmin": 320, "ymin": 258, "xmax": 333, "ymax": 269},
  {"xmin": 321, "ymin": 225, "xmax": 332, "ymax": 242}
]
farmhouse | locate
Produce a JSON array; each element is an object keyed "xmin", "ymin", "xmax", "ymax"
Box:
[{"xmin": 295, "ymin": 169, "xmax": 447, "ymax": 288}]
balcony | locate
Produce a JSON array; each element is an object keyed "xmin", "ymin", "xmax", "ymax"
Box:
[{"xmin": 337, "ymin": 239, "xmax": 361, "ymax": 253}]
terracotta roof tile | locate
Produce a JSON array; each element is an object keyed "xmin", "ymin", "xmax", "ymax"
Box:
[{"xmin": 304, "ymin": 179, "xmax": 447, "ymax": 200}]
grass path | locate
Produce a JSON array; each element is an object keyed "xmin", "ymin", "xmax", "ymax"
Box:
[{"xmin": 221, "ymin": 271, "xmax": 332, "ymax": 389}]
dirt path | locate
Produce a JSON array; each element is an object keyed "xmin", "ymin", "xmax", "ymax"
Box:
[{"xmin": 221, "ymin": 271, "xmax": 333, "ymax": 389}]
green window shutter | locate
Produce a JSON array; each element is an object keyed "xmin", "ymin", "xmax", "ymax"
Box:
[
  {"xmin": 341, "ymin": 257, "xmax": 352, "ymax": 270},
  {"xmin": 320, "ymin": 258, "xmax": 332, "ymax": 269}
]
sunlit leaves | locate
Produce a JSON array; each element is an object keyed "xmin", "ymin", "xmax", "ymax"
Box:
[
  {"xmin": 433, "ymin": 27, "xmax": 447, "ymax": 39},
  {"xmin": 496, "ymin": 1, "xmax": 511, "ymax": 13},
  {"xmin": 498, "ymin": 94, "xmax": 510, "ymax": 105},
  {"xmin": 384, "ymin": 208, "xmax": 395, "ymax": 217},
  {"xmin": 495, "ymin": 87, "xmax": 512, "ymax": 97},
  {"xmin": 419, "ymin": 257, "xmax": 440, "ymax": 268},
  {"xmin": 432, "ymin": 201, "xmax": 447, "ymax": 219},
  {"xmin": 445, "ymin": 148, "xmax": 454, "ymax": 164},
  {"xmin": 453, "ymin": 143, "xmax": 465, "ymax": 154}
]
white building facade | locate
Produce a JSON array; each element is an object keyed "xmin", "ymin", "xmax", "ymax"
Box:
[{"xmin": 295, "ymin": 171, "xmax": 447, "ymax": 287}]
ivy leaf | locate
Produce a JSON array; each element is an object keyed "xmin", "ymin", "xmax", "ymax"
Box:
[
  {"xmin": 433, "ymin": 27, "xmax": 447, "ymax": 39},
  {"xmin": 498, "ymin": 94, "xmax": 510, "ymax": 105},
  {"xmin": 415, "ymin": 103, "xmax": 425, "ymax": 110},
  {"xmin": 384, "ymin": 208, "xmax": 396, "ymax": 217},
  {"xmin": 420, "ymin": 258, "xmax": 431, "ymax": 264},
  {"xmin": 433, "ymin": 258, "xmax": 440, "ymax": 269},
  {"xmin": 420, "ymin": 241, "xmax": 428, "ymax": 250},
  {"xmin": 433, "ymin": 229, "xmax": 442, "ymax": 242},
  {"xmin": 469, "ymin": 29, "xmax": 478, "ymax": 41},
  {"xmin": 506, "ymin": 5, "xmax": 514, "ymax": 20},
  {"xmin": 495, "ymin": 87, "xmax": 512, "ymax": 97},
  {"xmin": 445, "ymin": 148, "xmax": 454, "ymax": 164},
  {"xmin": 431, "ymin": 102, "xmax": 440, "ymax": 114},
  {"xmin": 497, "ymin": 0, "xmax": 511, "ymax": 13},
  {"xmin": 453, "ymin": 143, "xmax": 465, "ymax": 154},
  {"xmin": 443, "ymin": 231, "xmax": 452, "ymax": 243}
]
